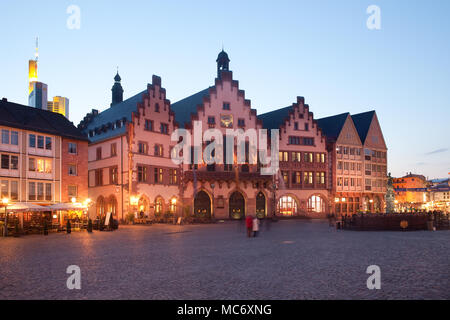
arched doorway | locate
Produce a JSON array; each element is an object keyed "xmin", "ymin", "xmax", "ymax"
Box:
[
  {"xmin": 138, "ymin": 197, "xmax": 149, "ymax": 217},
  {"xmin": 374, "ymin": 196, "xmax": 381, "ymax": 213},
  {"xmin": 194, "ymin": 191, "xmax": 211, "ymax": 218},
  {"xmin": 278, "ymin": 195, "xmax": 298, "ymax": 216},
  {"xmin": 96, "ymin": 196, "xmax": 106, "ymax": 218},
  {"xmin": 307, "ymin": 195, "xmax": 325, "ymax": 213},
  {"xmin": 256, "ymin": 192, "xmax": 266, "ymax": 218},
  {"xmin": 107, "ymin": 195, "xmax": 118, "ymax": 218},
  {"xmin": 154, "ymin": 197, "xmax": 164, "ymax": 216},
  {"xmin": 229, "ymin": 191, "xmax": 245, "ymax": 220}
]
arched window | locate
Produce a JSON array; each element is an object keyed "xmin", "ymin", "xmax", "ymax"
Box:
[
  {"xmin": 155, "ymin": 197, "xmax": 163, "ymax": 214},
  {"xmin": 96, "ymin": 196, "xmax": 106, "ymax": 217},
  {"xmin": 278, "ymin": 196, "xmax": 298, "ymax": 216},
  {"xmin": 108, "ymin": 195, "xmax": 118, "ymax": 216},
  {"xmin": 308, "ymin": 195, "xmax": 325, "ymax": 213},
  {"xmin": 138, "ymin": 197, "xmax": 149, "ymax": 213},
  {"xmin": 169, "ymin": 198, "xmax": 177, "ymax": 214}
]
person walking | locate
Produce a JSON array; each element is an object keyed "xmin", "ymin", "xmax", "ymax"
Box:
[
  {"xmin": 253, "ymin": 216, "xmax": 260, "ymax": 237},
  {"xmin": 245, "ymin": 215, "xmax": 253, "ymax": 238}
]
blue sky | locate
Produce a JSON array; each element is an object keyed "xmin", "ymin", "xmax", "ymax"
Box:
[{"xmin": 0, "ymin": 0, "xmax": 449, "ymax": 179}]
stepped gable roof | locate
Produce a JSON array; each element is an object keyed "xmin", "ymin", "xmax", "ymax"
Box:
[
  {"xmin": 0, "ymin": 98, "xmax": 88, "ymax": 141},
  {"xmin": 351, "ymin": 110, "xmax": 376, "ymax": 144},
  {"xmin": 257, "ymin": 106, "xmax": 292, "ymax": 131},
  {"xmin": 170, "ymin": 88, "xmax": 211, "ymax": 128},
  {"xmin": 81, "ymin": 89, "xmax": 147, "ymax": 143}
]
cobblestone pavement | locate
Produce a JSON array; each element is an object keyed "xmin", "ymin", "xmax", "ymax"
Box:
[{"xmin": 0, "ymin": 220, "xmax": 448, "ymax": 300}]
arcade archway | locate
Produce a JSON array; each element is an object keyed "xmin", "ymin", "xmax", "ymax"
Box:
[
  {"xmin": 229, "ymin": 191, "xmax": 245, "ymax": 220},
  {"xmin": 194, "ymin": 191, "xmax": 211, "ymax": 218},
  {"xmin": 256, "ymin": 192, "xmax": 266, "ymax": 218}
]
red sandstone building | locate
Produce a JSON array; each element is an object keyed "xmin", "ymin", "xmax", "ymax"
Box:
[{"xmin": 79, "ymin": 51, "xmax": 388, "ymax": 220}]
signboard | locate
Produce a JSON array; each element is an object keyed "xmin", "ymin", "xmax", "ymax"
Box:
[{"xmin": 104, "ymin": 212, "xmax": 111, "ymax": 226}]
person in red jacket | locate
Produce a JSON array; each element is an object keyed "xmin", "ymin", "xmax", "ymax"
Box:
[{"xmin": 245, "ymin": 215, "xmax": 253, "ymax": 238}]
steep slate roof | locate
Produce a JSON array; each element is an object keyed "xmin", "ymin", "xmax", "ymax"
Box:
[
  {"xmin": 82, "ymin": 89, "xmax": 147, "ymax": 143},
  {"xmin": 257, "ymin": 106, "xmax": 292, "ymax": 130},
  {"xmin": 316, "ymin": 112, "xmax": 350, "ymax": 142},
  {"xmin": 0, "ymin": 98, "xmax": 88, "ymax": 141},
  {"xmin": 170, "ymin": 88, "xmax": 211, "ymax": 128},
  {"xmin": 351, "ymin": 111, "xmax": 375, "ymax": 144}
]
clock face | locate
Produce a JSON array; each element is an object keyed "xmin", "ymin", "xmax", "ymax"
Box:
[{"xmin": 220, "ymin": 114, "xmax": 233, "ymax": 128}]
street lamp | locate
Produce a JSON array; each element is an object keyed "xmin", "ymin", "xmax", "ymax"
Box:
[
  {"xmin": 210, "ymin": 183, "xmax": 215, "ymax": 221},
  {"xmin": 2, "ymin": 198, "xmax": 9, "ymax": 237},
  {"xmin": 71, "ymin": 197, "xmax": 76, "ymax": 204}
]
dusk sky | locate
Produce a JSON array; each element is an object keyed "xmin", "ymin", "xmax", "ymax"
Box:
[{"xmin": 0, "ymin": 0, "xmax": 449, "ymax": 179}]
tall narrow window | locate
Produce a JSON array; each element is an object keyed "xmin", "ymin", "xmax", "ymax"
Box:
[
  {"xmin": 1, "ymin": 130, "xmax": 9, "ymax": 144},
  {"xmin": 10, "ymin": 181, "xmax": 18, "ymax": 200},
  {"xmin": 29, "ymin": 158, "xmax": 36, "ymax": 171},
  {"xmin": 29, "ymin": 182, "xmax": 36, "ymax": 200},
  {"xmin": 29, "ymin": 134, "xmax": 36, "ymax": 148},
  {"xmin": 11, "ymin": 131, "xmax": 18, "ymax": 146},
  {"xmin": 11, "ymin": 156, "xmax": 18, "ymax": 170},
  {"xmin": 45, "ymin": 183, "xmax": 52, "ymax": 201},
  {"xmin": 1, "ymin": 155, "xmax": 9, "ymax": 169},
  {"xmin": 37, "ymin": 182, "xmax": 44, "ymax": 200},
  {"xmin": 1, "ymin": 180, "xmax": 8, "ymax": 198},
  {"xmin": 37, "ymin": 136, "xmax": 44, "ymax": 149},
  {"xmin": 69, "ymin": 143, "xmax": 77, "ymax": 154},
  {"xmin": 96, "ymin": 147, "xmax": 102, "ymax": 160},
  {"xmin": 45, "ymin": 137, "xmax": 52, "ymax": 150},
  {"xmin": 111, "ymin": 143, "xmax": 117, "ymax": 157}
]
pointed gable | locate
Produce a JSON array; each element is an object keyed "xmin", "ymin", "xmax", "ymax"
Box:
[
  {"xmin": 351, "ymin": 111, "xmax": 375, "ymax": 144},
  {"xmin": 362, "ymin": 112, "xmax": 387, "ymax": 150},
  {"xmin": 316, "ymin": 113, "xmax": 349, "ymax": 143},
  {"xmin": 336, "ymin": 115, "xmax": 363, "ymax": 146}
]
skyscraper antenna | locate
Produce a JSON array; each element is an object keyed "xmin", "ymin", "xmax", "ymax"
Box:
[{"xmin": 35, "ymin": 37, "xmax": 39, "ymax": 62}]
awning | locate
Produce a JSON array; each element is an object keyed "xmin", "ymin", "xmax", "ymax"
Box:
[
  {"xmin": 47, "ymin": 203, "xmax": 87, "ymax": 211},
  {"xmin": 3, "ymin": 203, "xmax": 49, "ymax": 212}
]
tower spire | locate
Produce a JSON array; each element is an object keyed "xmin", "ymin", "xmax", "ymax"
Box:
[{"xmin": 35, "ymin": 37, "xmax": 39, "ymax": 62}]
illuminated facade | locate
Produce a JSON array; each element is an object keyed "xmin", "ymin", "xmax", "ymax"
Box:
[
  {"xmin": 48, "ymin": 96, "xmax": 70, "ymax": 119},
  {"xmin": 0, "ymin": 98, "xmax": 88, "ymax": 225},
  {"xmin": 27, "ymin": 41, "xmax": 71, "ymax": 119},
  {"xmin": 317, "ymin": 111, "xmax": 388, "ymax": 215},
  {"xmin": 393, "ymin": 173, "xmax": 429, "ymax": 211},
  {"xmin": 79, "ymin": 51, "xmax": 389, "ymax": 221},
  {"xmin": 28, "ymin": 81, "xmax": 48, "ymax": 110}
]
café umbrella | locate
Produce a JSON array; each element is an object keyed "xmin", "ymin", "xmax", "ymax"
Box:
[
  {"xmin": 4, "ymin": 203, "xmax": 48, "ymax": 212},
  {"xmin": 47, "ymin": 203, "xmax": 87, "ymax": 211}
]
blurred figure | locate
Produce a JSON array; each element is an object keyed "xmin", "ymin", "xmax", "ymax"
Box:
[
  {"xmin": 245, "ymin": 215, "xmax": 253, "ymax": 237},
  {"xmin": 253, "ymin": 216, "xmax": 260, "ymax": 237}
]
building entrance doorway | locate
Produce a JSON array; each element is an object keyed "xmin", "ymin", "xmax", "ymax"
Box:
[
  {"xmin": 194, "ymin": 191, "xmax": 211, "ymax": 218},
  {"xmin": 229, "ymin": 191, "xmax": 245, "ymax": 220}
]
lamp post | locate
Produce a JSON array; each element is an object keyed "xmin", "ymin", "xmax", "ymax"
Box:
[
  {"xmin": 210, "ymin": 183, "xmax": 215, "ymax": 221},
  {"xmin": 2, "ymin": 198, "xmax": 9, "ymax": 237}
]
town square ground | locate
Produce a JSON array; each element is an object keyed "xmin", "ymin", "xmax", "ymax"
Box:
[{"xmin": 0, "ymin": 220, "xmax": 448, "ymax": 300}]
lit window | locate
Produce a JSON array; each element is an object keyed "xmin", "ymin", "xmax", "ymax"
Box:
[
  {"xmin": 278, "ymin": 196, "xmax": 298, "ymax": 216},
  {"xmin": 308, "ymin": 195, "xmax": 325, "ymax": 213}
]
